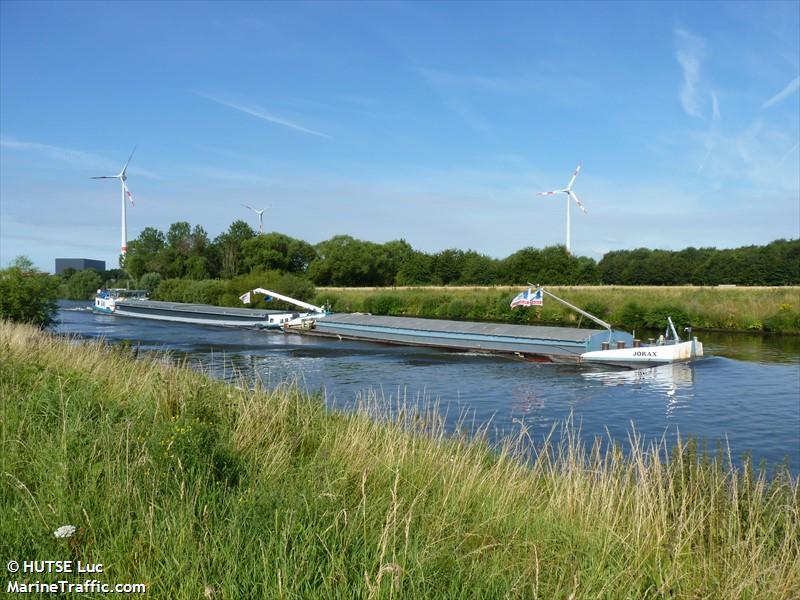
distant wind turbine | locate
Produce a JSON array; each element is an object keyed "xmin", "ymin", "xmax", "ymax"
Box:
[
  {"xmin": 91, "ymin": 147, "xmax": 136, "ymax": 256},
  {"xmin": 241, "ymin": 203, "xmax": 266, "ymax": 234},
  {"xmin": 537, "ymin": 162, "xmax": 588, "ymax": 255}
]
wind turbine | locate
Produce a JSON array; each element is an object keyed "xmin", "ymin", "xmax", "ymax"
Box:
[
  {"xmin": 537, "ymin": 162, "xmax": 588, "ymax": 255},
  {"xmin": 92, "ymin": 147, "xmax": 136, "ymax": 256},
  {"xmin": 241, "ymin": 203, "xmax": 266, "ymax": 234}
]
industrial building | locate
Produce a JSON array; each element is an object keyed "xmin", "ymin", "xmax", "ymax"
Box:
[{"xmin": 54, "ymin": 258, "xmax": 106, "ymax": 275}]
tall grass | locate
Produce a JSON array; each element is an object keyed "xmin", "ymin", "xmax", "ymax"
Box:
[
  {"xmin": 2, "ymin": 321, "xmax": 798, "ymax": 598},
  {"xmin": 315, "ymin": 285, "xmax": 800, "ymax": 334}
]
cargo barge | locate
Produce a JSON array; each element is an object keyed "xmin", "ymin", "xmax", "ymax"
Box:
[
  {"xmin": 284, "ymin": 287, "xmax": 703, "ymax": 368},
  {"xmin": 290, "ymin": 312, "xmax": 633, "ymax": 363},
  {"xmin": 93, "ymin": 288, "xmax": 324, "ymax": 329}
]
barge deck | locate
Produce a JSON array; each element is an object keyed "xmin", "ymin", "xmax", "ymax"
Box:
[{"xmin": 287, "ymin": 313, "xmax": 634, "ymax": 363}]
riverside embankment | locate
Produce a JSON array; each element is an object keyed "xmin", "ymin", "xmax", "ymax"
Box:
[{"xmin": 2, "ymin": 321, "xmax": 798, "ymax": 598}]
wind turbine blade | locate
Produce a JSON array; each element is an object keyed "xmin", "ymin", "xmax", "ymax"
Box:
[
  {"xmin": 569, "ymin": 190, "xmax": 588, "ymax": 214},
  {"xmin": 91, "ymin": 175, "xmax": 118, "ymax": 179},
  {"xmin": 123, "ymin": 181, "xmax": 135, "ymax": 207},
  {"xmin": 241, "ymin": 203, "xmax": 255, "ymax": 212},
  {"xmin": 537, "ymin": 190, "xmax": 561, "ymax": 196},
  {"xmin": 120, "ymin": 146, "xmax": 137, "ymax": 178},
  {"xmin": 567, "ymin": 162, "xmax": 582, "ymax": 190}
]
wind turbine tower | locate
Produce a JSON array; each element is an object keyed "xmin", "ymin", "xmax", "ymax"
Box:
[
  {"xmin": 92, "ymin": 148, "xmax": 136, "ymax": 255},
  {"xmin": 537, "ymin": 162, "xmax": 588, "ymax": 254},
  {"xmin": 241, "ymin": 204, "xmax": 266, "ymax": 234}
]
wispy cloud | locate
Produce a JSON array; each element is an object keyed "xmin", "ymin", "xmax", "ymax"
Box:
[
  {"xmin": 778, "ymin": 142, "xmax": 799, "ymax": 167},
  {"xmin": 185, "ymin": 165, "xmax": 273, "ymax": 184},
  {"xmin": 193, "ymin": 91, "xmax": 332, "ymax": 139},
  {"xmin": 674, "ymin": 29, "xmax": 707, "ymax": 118},
  {"xmin": 762, "ymin": 76, "xmax": 800, "ymax": 109},
  {"xmin": 698, "ymin": 91, "xmax": 721, "ymax": 173},
  {"xmin": 1, "ymin": 137, "xmax": 104, "ymax": 165},
  {"xmin": 0, "ymin": 137, "xmax": 157, "ymax": 178}
]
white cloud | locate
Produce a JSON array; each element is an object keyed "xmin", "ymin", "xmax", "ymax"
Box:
[
  {"xmin": 762, "ymin": 76, "xmax": 800, "ymax": 109},
  {"xmin": 0, "ymin": 137, "xmax": 157, "ymax": 178},
  {"xmin": 193, "ymin": 91, "xmax": 333, "ymax": 139},
  {"xmin": 674, "ymin": 29, "xmax": 707, "ymax": 118}
]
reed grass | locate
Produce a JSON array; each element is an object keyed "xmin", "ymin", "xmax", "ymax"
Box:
[
  {"xmin": 1, "ymin": 321, "xmax": 798, "ymax": 598},
  {"xmin": 315, "ymin": 285, "xmax": 800, "ymax": 333}
]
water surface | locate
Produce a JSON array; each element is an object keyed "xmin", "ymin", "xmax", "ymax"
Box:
[{"xmin": 56, "ymin": 302, "xmax": 800, "ymax": 474}]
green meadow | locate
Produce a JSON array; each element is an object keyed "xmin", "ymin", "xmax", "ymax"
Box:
[{"xmin": 1, "ymin": 321, "xmax": 798, "ymax": 598}]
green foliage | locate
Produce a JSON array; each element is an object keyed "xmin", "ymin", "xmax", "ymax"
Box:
[
  {"xmin": 764, "ymin": 305, "xmax": 800, "ymax": 333},
  {"xmin": 0, "ymin": 257, "xmax": 59, "ymax": 327},
  {"xmin": 153, "ymin": 279, "xmax": 228, "ymax": 304},
  {"xmin": 241, "ymin": 232, "xmax": 317, "ymax": 274},
  {"xmin": 599, "ymin": 240, "xmax": 800, "ymax": 286},
  {"xmin": 236, "ymin": 271, "xmax": 316, "ymax": 310},
  {"xmin": 214, "ymin": 220, "xmax": 255, "ymax": 279},
  {"xmin": 122, "ymin": 218, "xmax": 798, "ymax": 290},
  {"xmin": 62, "ymin": 268, "xmax": 102, "ymax": 300},
  {"xmin": 362, "ymin": 293, "xmax": 405, "ymax": 315},
  {"xmin": 154, "ymin": 270, "xmax": 316, "ymax": 311},
  {"xmin": 138, "ymin": 272, "xmax": 162, "ymax": 294}
]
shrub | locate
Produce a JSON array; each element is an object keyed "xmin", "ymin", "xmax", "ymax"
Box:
[
  {"xmin": 363, "ymin": 293, "xmax": 404, "ymax": 315},
  {"xmin": 63, "ymin": 269, "xmax": 102, "ymax": 300},
  {"xmin": 0, "ymin": 257, "xmax": 59, "ymax": 327},
  {"xmin": 139, "ymin": 272, "xmax": 162, "ymax": 295},
  {"xmin": 763, "ymin": 306, "xmax": 800, "ymax": 333}
]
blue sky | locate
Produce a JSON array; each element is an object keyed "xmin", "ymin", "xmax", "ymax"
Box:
[{"xmin": 1, "ymin": 1, "xmax": 798, "ymax": 271}]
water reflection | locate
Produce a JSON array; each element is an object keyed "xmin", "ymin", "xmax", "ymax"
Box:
[
  {"xmin": 53, "ymin": 302, "xmax": 800, "ymax": 475},
  {"xmin": 582, "ymin": 363, "xmax": 696, "ymax": 416}
]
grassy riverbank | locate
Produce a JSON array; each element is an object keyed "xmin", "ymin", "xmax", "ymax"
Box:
[
  {"xmin": 315, "ymin": 285, "xmax": 800, "ymax": 334},
  {"xmin": 2, "ymin": 322, "xmax": 798, "ymax": 598}
]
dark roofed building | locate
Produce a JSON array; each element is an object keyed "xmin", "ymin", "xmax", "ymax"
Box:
[{"xmin": 55, "ymin": 258, "xmax": 106, "ymax": 275}]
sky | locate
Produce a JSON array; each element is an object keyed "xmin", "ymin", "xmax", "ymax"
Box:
[{"xmin": 1, "ymin": 1, "xmax": 798, "ymax": 272}]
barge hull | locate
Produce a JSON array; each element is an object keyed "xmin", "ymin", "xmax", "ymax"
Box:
[{"xmin": 98, "ymin": 299, "xmax": 301, "ymax": 328}]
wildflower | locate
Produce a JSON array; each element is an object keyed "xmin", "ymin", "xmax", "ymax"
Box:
[{"xmin": 53, "ymin": 525, "xmax": 76, "ymax": 539}]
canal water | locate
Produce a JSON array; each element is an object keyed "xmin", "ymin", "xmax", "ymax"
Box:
[{"xmin": 56, "ymin": 302, "xmax": 800, "ymax": 475}]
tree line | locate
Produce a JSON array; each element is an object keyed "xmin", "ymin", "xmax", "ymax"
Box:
[{"xmin": 117, "ymin": 220, "xmax": 799, "ymax": 288}]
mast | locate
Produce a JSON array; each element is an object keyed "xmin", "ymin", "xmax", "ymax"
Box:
[
  {"xmin": 565, "ymin": 195, "xmax": 570, "ymax": 254},
  {"xmin": 528, "ymin": 284, "xmax": 612, "ymax": 331},
  {"xmin": 121, "ymin": 180, "xmax": 127, "ymax": 255}
]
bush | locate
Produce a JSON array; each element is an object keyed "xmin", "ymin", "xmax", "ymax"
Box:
[
  {"xmin": 616, "ymin": 302, "xmax": 647, "ymax": 331},
  {"xmin": 228, "ymin": 270, "xmax": 316, "ymax": 310},
  {"xmin": 643, "ymin": 305, "xmax": 690, "ymax": 330},
  {"xmin": 763, "ymin": 306, "xmax": 800, "ymax": 333},
  {"xmin": 63, "ymin": 269, "xmax": 102, "ymax": 300},
  {"xmin": 363, "ymin": 293, "xmax": 404, "ymax": 315},
  {"xmin": 0, "ymin": 257, "xmax": 59, "ymax": 328},
  {"xmin": 139, "ymin": 272, "xmax": 162, "ymax": 295}
]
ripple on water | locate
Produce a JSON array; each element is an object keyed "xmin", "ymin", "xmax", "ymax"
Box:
[{"xmin": 55, "ymin": 303, "xmax": 800, "ymax": 474}]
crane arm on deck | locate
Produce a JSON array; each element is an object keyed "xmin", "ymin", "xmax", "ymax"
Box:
[{"xmin": 248, "ymin": 288, "xmax": 325, "ymax": 313}]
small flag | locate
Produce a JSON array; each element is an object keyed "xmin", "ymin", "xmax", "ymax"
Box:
[
  {"xmin": 239, "ymin": 291, "xmax": 251, "ymax": 304},
  {"xmin": 510, "ymin": 288, "xmax": 543, "ymax": 308}
]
